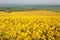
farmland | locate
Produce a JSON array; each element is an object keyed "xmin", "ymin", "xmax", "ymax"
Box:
[{"xmin": 0, "ymin": 10, "xmax": 60, "ymax": 40}]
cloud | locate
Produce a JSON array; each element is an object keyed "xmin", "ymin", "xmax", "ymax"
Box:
[{"xmin": 0, "ymin": 0, "xmax": 60, "ymax": 4}]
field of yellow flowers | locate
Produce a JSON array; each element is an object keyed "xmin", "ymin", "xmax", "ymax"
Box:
[{"xmin": 0, "ymin": 10, "xmax": 60, "ymax": 40}]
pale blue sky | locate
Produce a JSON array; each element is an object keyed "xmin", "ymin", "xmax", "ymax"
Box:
[{"xmin": 0, "ymin": 0, "xmax": 60, "ymax": 4}]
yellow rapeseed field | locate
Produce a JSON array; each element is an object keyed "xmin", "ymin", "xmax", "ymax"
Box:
[{"xmin": 0, "ymin": 10, "xmax": 60, "ymax": 40}]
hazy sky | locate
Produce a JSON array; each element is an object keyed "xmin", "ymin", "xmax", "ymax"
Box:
[{"xmin": 0, "ymin": 0, "xmax": 60, "ymax": 4}]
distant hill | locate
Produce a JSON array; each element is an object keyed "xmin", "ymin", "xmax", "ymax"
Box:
[
  {"xmin": 0, "ymin": 4, "xmax": 60, "ymax": 8},
  {"xmin": 0, "ymin": 4, "xmax": 60, "ymax": 12}
]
